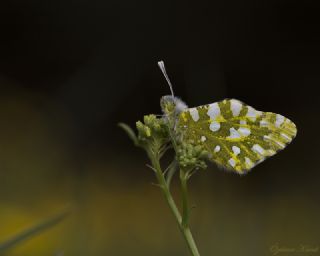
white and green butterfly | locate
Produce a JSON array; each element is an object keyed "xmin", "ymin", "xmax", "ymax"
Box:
[{"xmin": 158, "ymin": 61, "xmax": 297, "ymax": 174}]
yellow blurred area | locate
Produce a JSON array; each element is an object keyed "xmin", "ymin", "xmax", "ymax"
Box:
[{"xmin": 1, "ymin": 170, "xmax": 319, "ymax": 255}]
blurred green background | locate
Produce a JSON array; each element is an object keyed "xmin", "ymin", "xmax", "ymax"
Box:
[{"xmin": 0, "ymin": 0, "xmax": 319, "ymax": 255}]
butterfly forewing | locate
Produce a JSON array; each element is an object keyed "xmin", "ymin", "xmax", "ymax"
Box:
[{"xmin": 177, "ymin": 99, "xmax": 297, "ymax": 174}]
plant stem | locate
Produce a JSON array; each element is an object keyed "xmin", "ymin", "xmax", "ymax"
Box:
[
  {"xmin": 180, "ymin": 169, "xmax": 190, "ymax": 228},
  {"xmin": 148, "ymin": 153, "xmax": 200, "ymax": 256}
]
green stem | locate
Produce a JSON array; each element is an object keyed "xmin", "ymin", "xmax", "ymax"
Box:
[
  {"xmin": 180, "ymin": 169, "xmax": 190, "ymax": 228},
  {"xmin": 148, "ymin": 152, "xmax": 200, "ymax": 256}
]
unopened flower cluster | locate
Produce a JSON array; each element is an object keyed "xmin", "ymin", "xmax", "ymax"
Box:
[{"xmin": 134, "ymin": 114, "xmax": 209, "ymax": 171}]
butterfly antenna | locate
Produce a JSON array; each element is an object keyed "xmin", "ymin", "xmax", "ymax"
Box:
[{"xmin": 158, "ymin": 60, "xmax": 175, "ymax": 98}]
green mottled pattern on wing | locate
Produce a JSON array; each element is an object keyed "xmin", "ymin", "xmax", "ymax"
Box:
[{"xmin": 177, "ymin": 99, "xmax": 297, "ymax": 174}]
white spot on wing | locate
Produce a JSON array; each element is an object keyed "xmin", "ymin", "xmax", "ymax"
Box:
[
  {"xmin": 256, "ymin": 157, "xmax": 265, "ymax": 164},
  {"xmin": 245, "ymin": 157, "xmax": 254, "ymax": 168},
  {"xmin": 281, "ymin": 133, "xmax": 291, "ymax": 141},
  {"xmin": 275, "ymin": 114, "xmax": 285, "ymax": 127},
  {"xmin": 263, "ymin": 135, "xmax": 271, "ymax": 140},
  {"xmin": 189, "ymin": 108, "xmax": 199, "ymax": 122},
  {"xmin": 260, "ymin": 120, "xmax": 269, "ymax": 127},
  {"xmin": 230, "ymin": 99, "xmax": 242, "ymax": 117},
  {"xmin": 275, "ymin": 141, "xmax": 285, "ymax": 148},
  {"xmin": 214, "ymin": 145, "xmax": 221, "ymax": 152},
  {"xmin": 209, "ymin": 121, "xmax": 220, "ymax": 132},
  {"xmin": 207, "ymin": 103, "xmax": 220, "ymax": 119},
  {"xmin": 228, "ymin": 158, "xmax": 236, "ymax": 167},
  {"xmin": 238, "ymin": 127, "xmax": 251, "ymax": 136},
  {"xmin": 201, "ymin": 136, "xmax": 207, "ymax": 142},
  {"xmin": 227, "ymin": 127, "xmax": 241, "ymax": 139},
  {"xmin": 252, "ymin": 144, "xmax": 265, "ymax": 155},
  {"xmin": 264, "ymin": 135, "xmax": 285, "ymax": 148},
  {"xmin": 232, "ymin": 146, "xmax": 241, "ymax": 155},
  {"xmin": 246, "ymin": 106, "xmax": 261, "ymax": 121}
]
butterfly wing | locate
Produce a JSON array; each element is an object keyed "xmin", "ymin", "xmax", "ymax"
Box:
[{"xmin": 177, "ymin": 99, "xmax": 297, "ymax": 174}]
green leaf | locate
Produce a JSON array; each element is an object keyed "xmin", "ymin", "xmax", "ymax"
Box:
[
  {"xmin": 0, "ymin": 209, "xmax": 69, "ymax": 254},
  {"xmin": 118, "ymin": 122, "xmax": 139, "ymax": 146},
  {"xmin": 165, "ymin": 160, "xmax": 178, "ymax": 188}
]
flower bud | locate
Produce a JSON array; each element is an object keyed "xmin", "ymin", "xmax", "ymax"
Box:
[
  {"xmin": 177, "ymin": 140, "xmax": 209, "ymax": 170},
  {"xmin": 135, "ymin": 115, "xmax": 170, "ymax": 154}
]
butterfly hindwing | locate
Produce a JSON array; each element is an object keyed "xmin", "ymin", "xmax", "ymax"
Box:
[{"xmin": 177, "ymin": 99, "xmax": 297, "ymax": 174}]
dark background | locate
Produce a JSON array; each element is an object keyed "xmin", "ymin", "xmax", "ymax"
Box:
[{"xmin": 0, "ymin": 0, "xmax": 319, "ymax": 255}]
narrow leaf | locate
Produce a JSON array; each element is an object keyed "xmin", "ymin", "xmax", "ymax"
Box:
[
  {"xmin": 166, "ymin": 160, "xmax": 178, "ymax": 188},
  {"xmin": 0, "ymin": 209, "xmax": 69, "ymax": 253},
  {"xmin": 118, "ymin": 123, "xmax": 139, "ymax": 146}
]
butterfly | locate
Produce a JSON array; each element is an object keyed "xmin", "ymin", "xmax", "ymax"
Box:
[{"xmin": 158, "ymin": 61, "xmax": 297, "ymax": 174}]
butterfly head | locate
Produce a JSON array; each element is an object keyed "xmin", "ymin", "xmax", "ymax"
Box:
[{"xmin": 160, "ymin": 95, "xmax": 188, "ymax": 116}]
